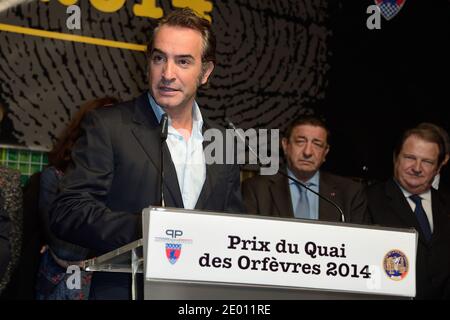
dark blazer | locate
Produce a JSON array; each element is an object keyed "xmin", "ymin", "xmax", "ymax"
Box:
[
  {"xmin": 367, "ymin": 179, "xmax": 450, "ymax": 299},
  {"xmin": 49, "ymin": 92, "xmax": 244, "ymax": 299},
  {"xmin": 436, "ymin": 182, "xmax": 450, "ymax": 219},
  {"xmin": 242, "ymin": 171, "xmax": 369, "ymax": 224}
]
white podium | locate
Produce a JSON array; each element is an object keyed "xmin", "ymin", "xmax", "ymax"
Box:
[{"xmin": 85, "ymin": 207, "xmax": 417, "ymax": 300}]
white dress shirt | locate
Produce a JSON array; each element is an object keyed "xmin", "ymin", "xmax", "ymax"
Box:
[
  {"xmin": 148, "ymin": 93, "xmax": 206, "ymax": 209},
  {"xmin": 398, "ymin": 184, "xmax": 434, "ymax": 233}
]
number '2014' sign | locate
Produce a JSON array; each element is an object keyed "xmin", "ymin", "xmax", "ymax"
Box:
[{"xmin": 45, "ymin": 0, "xmax": 213, "ymax": 21}]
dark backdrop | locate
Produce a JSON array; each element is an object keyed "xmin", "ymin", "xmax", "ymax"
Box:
[
  {"xmin": 1, "ymin": 0, "xmax": 449, "ymax": 183},
  {"xmin": 321, "ymin": 0, "xmax": 450, "ymax": 184}
]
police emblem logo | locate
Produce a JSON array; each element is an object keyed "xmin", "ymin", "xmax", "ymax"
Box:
[
  {"xmin": 165, "ymin": 243, "xmax": 182, "ymax": 265},
  {"xmin": 374, "ymin": 0, "xmax": 406, "ymax": 20},
  {"xmin": 383, "ymin": 249, "xmax": 409, "ymax": 281}
]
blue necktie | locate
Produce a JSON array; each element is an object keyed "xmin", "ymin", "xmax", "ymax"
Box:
[
  {"xmin": 295, "ymin": 184, "xmax": 310, "ymax": 219},
  {"xmin": 409, "ymin": 194, "xmax": 432, "ymax": 242}
]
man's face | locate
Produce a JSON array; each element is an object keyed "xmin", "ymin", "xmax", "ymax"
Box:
[
  {"xmin": 148, "ymin": 25, "xmax": 214, "ymax": 112},
  {"xmin": 394, "ymin": 135, "xmax": 440, "ymax": 194},
  {"xmin": 282, "ymin": 124, "xmax": 329, "ymax": 181}
]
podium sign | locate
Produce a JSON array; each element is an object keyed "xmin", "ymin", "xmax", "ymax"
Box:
[{"xmin": 144, "ymin": 207, "xmax": 416, "ymax": 298}]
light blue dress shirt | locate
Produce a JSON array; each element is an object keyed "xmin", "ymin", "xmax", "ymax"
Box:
[
  {"xmin": 148, "ymin": 93, "xmax": 206, "ymax": 209},
  {"xmin": 288, "ymin": 168, "xmax": 320, "ymax": 220}
]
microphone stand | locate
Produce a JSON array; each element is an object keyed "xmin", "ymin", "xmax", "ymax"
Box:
[
  {"xmin": 225, "ymin": 118, "xmax": 345, "ymax": 222},
  {"xmin": 160, "ymin": 113, "xmax": 168, "ymax": 207}
]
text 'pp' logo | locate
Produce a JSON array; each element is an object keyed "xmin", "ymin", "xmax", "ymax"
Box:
[{"xmin": 166, "ymin": 229, "xmax": 183, "ymax": 238}]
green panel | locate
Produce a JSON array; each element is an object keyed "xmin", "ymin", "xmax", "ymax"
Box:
[
  {"xmin": 7, "ymin": 150, "xmax": 18, "ymax": 161},
  {"xmin": 20, "ymin": 175, "xmax": 29, "ymax": 187},
  {"xmin": 0, "ymin": 149, "xmax": 6, "ymax": 162},
  {"xmin": 6, "ymin": 161, "xmax": 19, "ymax": 169},
  {"xmin": 0, "ymin": 147, "xmax": 49, "ymax": 186},
  {"xmin": 31, "ymin": 164, "xmax": 41, "ymax": 174},
  {"xmin": 19, "ymin": 151, "xmax": 31, "ymax": 162},
  {"xmin": 31, "ymin": 152, "xmax": 42, "ymax": 163},
  {"xmin": 19, "ymin": 163, "xmax": 30, "ymax": 175}
]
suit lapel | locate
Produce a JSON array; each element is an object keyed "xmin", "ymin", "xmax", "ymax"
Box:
[
  {"xmin": 270, "ymin": 173, "xmax": 294, "ymax": 218},
  {"xmin": 318, "ymin": 173, "xmax": 341, "ymax": 222},
  {"xmin": 194, "ymin": 157, "xmax": 220, "ymax": 210},
  {"xmin": 195, "ymin": 121, "xmax": 221, "ymax": 210},
  {"xmin": 130, "ymin": 93, "xmax": 184, "ymax": 208},
  {"xmin": 385, "ymin": 179, "xmax": 427, "ymax": 244}
]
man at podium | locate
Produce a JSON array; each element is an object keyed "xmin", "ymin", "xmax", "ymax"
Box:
[
  {"xmin": 49, "ymin": 9, "xmax": 244, "ymax": 299},
  {"xmin": 367, "ymin": 125, "xmax": 450, "ymax": 299}
]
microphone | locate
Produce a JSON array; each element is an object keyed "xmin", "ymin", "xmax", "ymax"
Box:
[
  {"xmin": 160, "ymin": 113, "xmax": 168, "ymax": 207},
  {"xmin": 160, "ymin": 113, "xmax": 169, "ymax": 140},
  {"xmin": 225, "ymin": 118, "xmax": 345, "ymax": 222}
]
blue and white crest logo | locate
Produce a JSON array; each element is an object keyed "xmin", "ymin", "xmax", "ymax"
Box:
[
  {"xmin": 165, "ymin": 243, "xmax": 182, "ymax": 265},
  {"xmin": 383, "ymin": 249, "xmax": 409, "ymax": 281},
  {"xmin": 375, "ymin": 0, "xmax": 406, "ymax": 20}
]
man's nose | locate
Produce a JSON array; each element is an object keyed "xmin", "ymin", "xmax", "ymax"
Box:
[
  {"xmin": 162, "ymin": 61, "xmax": 175, "ymax": 81},
  {"xmin": 303, "ymin": 142, "xmax": 313, "ymax": 157},
  {"xmin": 412, "ymin": 161, "xmax": 422, "ymax": 174}
]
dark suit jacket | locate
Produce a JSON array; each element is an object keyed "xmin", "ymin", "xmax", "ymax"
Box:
[
  {"xmin": 367, "ymin": 179, "xmax": 450, "ymax": 299},
  {"xmin": 49, "ymin": 92, "xmax": 244, "ymax": 299},
  {"xmin": 242, "ymin": 171, "xmax": 369, "ymax": 224},
  {"xmin": 436, "ymin": 182, "xmax": 450, "ymax": 219}
]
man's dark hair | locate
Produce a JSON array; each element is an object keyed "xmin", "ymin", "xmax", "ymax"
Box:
[
  {"xmin": 146, "ymin": 8, "xmax": 216, "ymax": 65},
  {"xmin": 394, "ymin": 126, "xmax": 446, "ymax": 166},
  {"xmin": 284, "ymin": 115, "xmax": 330, "ymax": 143}
]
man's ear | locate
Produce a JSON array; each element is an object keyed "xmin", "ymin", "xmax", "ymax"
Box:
[
  {"xmin": 201, "ymin": 61, "xmax": 214, "ymax": 85},
  {"xmin": 443, "ymin": 154, "xmax": 450, "ymax": 166},
  {"xmin": 437, "ymin": 161, "xmax": 445, "ymax": 175},
  {"xmin": 281, "ymin": 137, "xmax": 288, "ymax": 156},
  {"xmin": 323, "ymin": 144, "xmax": 330, "ymax": 161}
]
